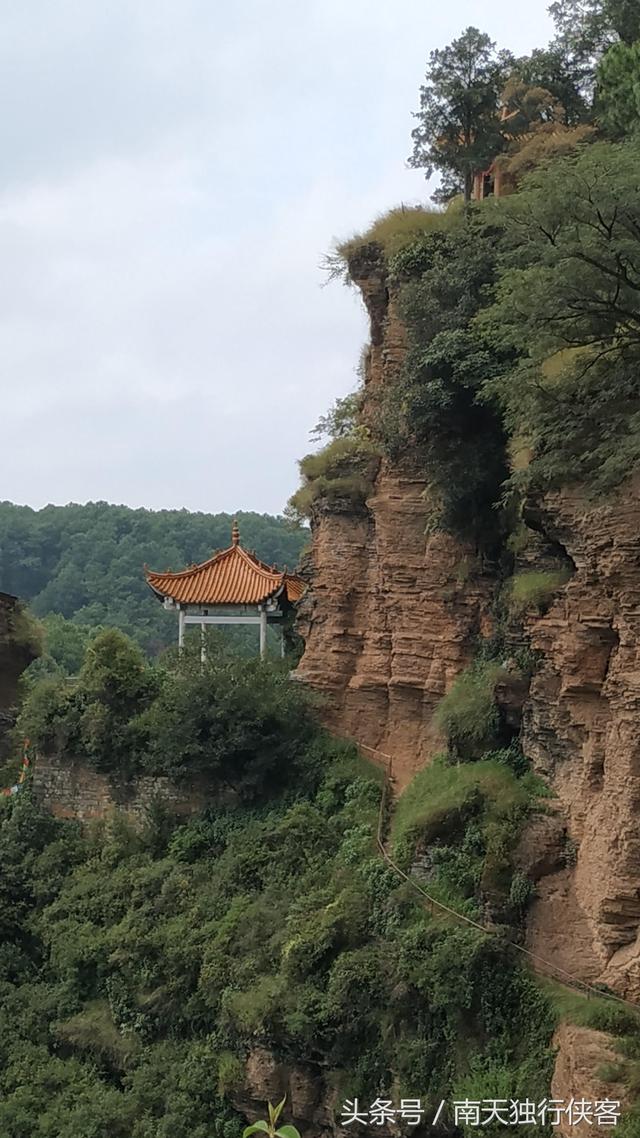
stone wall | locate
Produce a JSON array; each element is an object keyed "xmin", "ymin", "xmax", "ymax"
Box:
[{"xmin": 32, "ymin": 753, "xmax": 216, "ymax": 823}]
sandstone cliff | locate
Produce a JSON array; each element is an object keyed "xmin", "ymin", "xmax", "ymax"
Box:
[
  {"xmin": 295, "ymin": 248, "xmax": 495, "ymax": 790},
  {"xmin": 522, "ymin": 481, "xmax": 640, "ymax": 1004},
  {"xmin": 296, "ymin": 242, "xmax": 640, "ymax": 1119}
]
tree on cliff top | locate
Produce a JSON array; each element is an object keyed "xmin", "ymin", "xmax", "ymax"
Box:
[
  {"xmin": 597, "ymin": 40, "xmax": 640, "ymax": 137},
  {"xmin": 480, "ymin": 142, "xmax": 640, "ymax": 492},
  {"xmin": 408, "ymin": 27, "xmax": 513, "ymax": 203},
  {"xmin": 550, "ymin": 0, "xmax": 640, "ymax": 55},
  {"xmin": 548, "ymin": 0, "xmax": 640, "ymax": 102}
]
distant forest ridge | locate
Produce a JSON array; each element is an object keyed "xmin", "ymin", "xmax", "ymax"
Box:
[{"xmin": 0, "ymin": 501, "xmax": 308, "ymax": 655}]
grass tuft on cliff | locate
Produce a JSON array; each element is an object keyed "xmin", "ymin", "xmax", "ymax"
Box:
[
  {"xmin": 337, "ymin": 205, "xmax": 450, "ymax": 258},
  {"xmin": 323, "ymin": 204, "xmax": 458, "ymax": 284},
  {"xmin": 435, "ymin": 660, "xmax": 506, "ymax": 760},
  {"xmin": 391, "ymin": 754, "xmax": 542, "ymax": 917},
  {"xmin": 540, "ymin": 978, "xmax": 640, "ymax": 1037},
  {"xmin": 506, "ymin": 569, "xmax": 571, "ymax": 617},
  {"xmin": 287, "ymin": 433, "xmax": 380, "ymax": 522}
]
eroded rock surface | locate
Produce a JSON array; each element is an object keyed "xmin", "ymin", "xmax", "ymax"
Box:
[
  {"xmin": 295, "ymin": 251, "xmax": 495, "ymax": 790},
  {"xmin": 551, "ymin": 1023, "xmax": 626, "ymax": 1136},
  {"xmin": 523, "ymin": 481, "xmax": 640, "ymax": 1001},
  {"xmin": 234, "ymin": 1046, "xmax": 337, "ymax": 1138}
]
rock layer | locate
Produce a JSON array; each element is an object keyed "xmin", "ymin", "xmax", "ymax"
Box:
[
  {"xmin": 234, "ymin": 1046, "xmax": 336, "ymax": 1136},
  {"xmin": 551, "ymin": 1023, "xmax": 626, "ymax": 1136},
  {"xmin": 523, "ymin": 480, "xmax": 640, "ymax": 1002},
  {"xmin": 297, "ymin": 241, "xmax": 640, "ymax": 996},
  {"xmin": 295, "ymin": 250, "xmax": 494, "ymax": 789}
]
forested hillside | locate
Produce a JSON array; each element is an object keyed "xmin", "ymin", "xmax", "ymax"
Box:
[{"xmin": 0, "ymin": 502, "xmax": 306, "ymax": 656}]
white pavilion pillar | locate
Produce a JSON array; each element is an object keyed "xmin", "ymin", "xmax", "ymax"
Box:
[
  {"xmin": 259, "ymin": 607, "xmax": 268, "ymax": 659},
  {"xmin": 178, "ymin": 607, "xmax": 185, "ymax": 652},
  {"xmin": 200, "ymin": 622, "xmax": 206, "ymax": 666}
]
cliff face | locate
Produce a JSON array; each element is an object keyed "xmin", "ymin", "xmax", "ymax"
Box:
[
  {"xmin": 297, "ymin": 245, "xmax": 640, "ymax": 1002},
  {"xmin": 295, "ymin": 250, "xmax": 495, "ymax": 789},
  {"xmin": 296, "ymin": 243, "xmax": 640, "ymax": 1116},
  {"xmin": 522, "ymin": 481, "xmax": 640, "ymax": 1002}
]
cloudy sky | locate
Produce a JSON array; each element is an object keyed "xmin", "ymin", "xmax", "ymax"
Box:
[{"xmin": 0, "ymin": 0, "xmax": 554, "ymax": 517}]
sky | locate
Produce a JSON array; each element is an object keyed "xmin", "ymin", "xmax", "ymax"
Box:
[{"xmin": 0, "ymin": 0, "xmax": 555, "ymax": 517}]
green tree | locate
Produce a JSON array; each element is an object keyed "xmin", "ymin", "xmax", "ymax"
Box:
[
  {"xmin": 598, "ymin": 40, "xmax": 640, "ymax": 137},
  {"xmin": 139, "ymin": 655, "xmax": 316, "ymax": 796},
  {"xmin": 549, "ymin": 0, "xmax": 640, "ymax": 98},
  {"xmin": 380, "ymin": 216, "xmax": 510, "ymax": 546},
  {"xmin": 409, "ymin": 27, "xmax": 513, "ymax": 203},
  {"xmin": 492, "ymin": 76, "xmax": 595, "ymax": 188},
  {"xmin": 481, "ymin": 142, "xmax": 640, "ymax": 491},
  {"xmin": 512, "ymin": 46, "xmax": 590, "ymax": 123},
  {"xmin": 37, "ymin": 614, "xmax": 96, "ymax": 676},
  {"xmin": 309, "ymin": 390, "xmax": 363, "ymax": 442},
  {"xmin": 19, "ymin": 629, "xmax": 159, "ymax": 772},
  {"xmin": 75, "ymin": 630, "xmax": 160, "ymax": 772},
  {"xmin": 0, "ymin": 705, "xmax": 564, "ymax": 1135},
  {"xmin": 609, "ymin": 0, "xmax": 640, "ymax": 42}
]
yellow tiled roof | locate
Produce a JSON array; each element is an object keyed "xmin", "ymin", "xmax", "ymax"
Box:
[{"xmin": 145, "ymin": 524, "xmax": 305, "ymax": 607}]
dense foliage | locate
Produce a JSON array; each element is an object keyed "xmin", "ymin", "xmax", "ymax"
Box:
[
  {"xmin": 550, "ymin": 0, "xmax": 640, "ymax": 77},
  {"xmin": 6, "ymin": 4, "xmax": 640, "ymax": 1134},
  {"xmin": 597, "ymin": 39, "xmax": 640, "ymax": 135},
  {"xmin": 382, "ymin": 215, "xmax": 511, "ymax": 546},
  {"xmin": 0, "ymin": 641, "xmax": 562, "ymax": 1137},
  {"xmin": 482, "ymin": 143, "xmax": 640, "ymax": 493},
  {"xmin": 19, "ymin": 630, "xmax": 317, "ymax": 795},
  {"xmin": 409, "ymin": 0, "xmax": 640, "ymax": 206},
  {"xmin": 0, "ymin": 502, "xmax": 306, "ymax": 655},
  {"xmin": 408, "ymin": 28, "xmax": 513, "ymax": 202}
]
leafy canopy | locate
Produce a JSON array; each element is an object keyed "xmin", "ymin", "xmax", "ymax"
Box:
[
  {"xmin": 597, "ymin": 41, "xmax": 640, "ymax": 137},
  {"xmin": 19, "ymin": 628, "xmax": 319, "ymax": 797},
  {"xmin": 379, "ymin": 214, "xmax": 510, "ymax": 546},
  {"xmin": 409, "ymin": 27, "xmax": 513, "ymax": 203},
  {"xmin": 511, "ymin": 46, "xmax": 590, "ymax": 125},
  {"xmin": 480, "ymin": 142, "xmax": 640, "ymax": 492},
  {"xmin": 0, "ymin": 726, "xmax": 555, "ymax": 1135},
  {"xmin": 550, "ymin": 0, "xmax": 640, "ymax": 61}
]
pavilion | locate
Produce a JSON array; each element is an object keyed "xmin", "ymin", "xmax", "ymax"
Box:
[{"xmin": 144, "ymin": 521, "xmax": 305, "ymax": 659}]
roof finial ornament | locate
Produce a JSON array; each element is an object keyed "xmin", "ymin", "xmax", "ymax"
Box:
[{"xmin": 231, "ymin": 519, "xmax": 240, "ymax": 546}]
